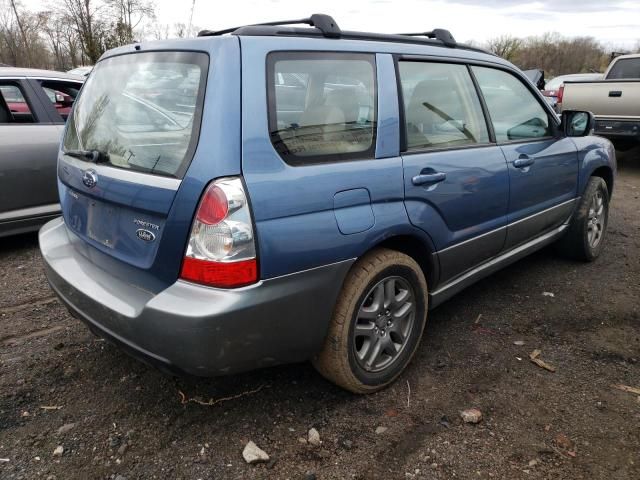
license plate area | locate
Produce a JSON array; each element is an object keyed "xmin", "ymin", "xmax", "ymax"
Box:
[{"xmin": 87, "ymin": 201, "xmax": 118, "ymax": 249}]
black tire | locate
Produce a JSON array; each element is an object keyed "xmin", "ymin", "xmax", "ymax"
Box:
[
  {"xmin": 312, "ymin": 248, "xmax": 428, "ymax": 394},
  {"xmin": 556, "ymin": 176, "xmax": 609, "ymax": 261}
]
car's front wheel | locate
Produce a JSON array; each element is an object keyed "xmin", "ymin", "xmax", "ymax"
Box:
[
  {"xmin": 557, "ymin": 176, "xmax": 610, "ymax": 261},
  {"xmin": 313, "ymin": 248, "xmax": 428, "ymax": 393}
]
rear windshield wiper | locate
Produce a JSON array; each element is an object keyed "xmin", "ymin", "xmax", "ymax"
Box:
[{"xmin": 63, "ymin": 149, "xmax": 110, "ymax": 164}]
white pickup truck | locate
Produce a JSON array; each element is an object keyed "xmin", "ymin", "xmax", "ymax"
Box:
[{"xmin": 561, "ymin": 53, "xmax": 640, "ymax": 149}]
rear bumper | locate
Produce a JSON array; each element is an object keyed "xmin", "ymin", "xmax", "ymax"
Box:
[
  {"xmin": 39, "ymin": 217, "xmax": 353, "ymax": 376},
  {"xmin": 594, "ymin": 119, "xmax": 640, "ymax": 140}
]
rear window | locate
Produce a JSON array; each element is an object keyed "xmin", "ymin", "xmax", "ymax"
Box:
[
  {"xmin": 607, "ymin": 58, "xmax": 640, "ymax": 79},
  {"xmin": 267, "ymin": 52, "xmax": 377, "ymax": 165},
  {"xmin": 63, "ymin": 51, "xmax": 208, "ymax": 178}
]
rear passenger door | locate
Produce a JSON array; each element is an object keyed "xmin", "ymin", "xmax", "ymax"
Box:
[
  {"xmin": 398, "ymin": 60, "xmax": 510, "ymax": 284},
  {"xmin": 471, "ymin": 66, "xmax": 579, "ymax": 249},
  {"xmin": 0, "ymin": 79, "xmax": 61, "ymax": 215}
]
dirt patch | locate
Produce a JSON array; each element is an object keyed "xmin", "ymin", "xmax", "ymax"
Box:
[{"xmin": 1, "ymin": 150, "xmax": 639, "ymax": 479}]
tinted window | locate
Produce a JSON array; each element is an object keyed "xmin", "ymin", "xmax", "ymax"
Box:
[
  {"xmin": 63, "ymin": 51, "xmax": 208, "ymax": 178},
  {"xmin": 0, "ymin": 84, "xmax": 34, "ymax": 123},
  {"xmin": 268, "ymin": 52, "xmax": 376, "ymax": 165},
  {"xmin": 607, "ymin": 58, "xmax": 640, "ymax": 79},
  {"xmin": 472, "ymin": 67, "xmax": 551, "ymax": 142},
  {"xmin": 399, "ymin": 62, "xmax": 489, "ymax": 150}
]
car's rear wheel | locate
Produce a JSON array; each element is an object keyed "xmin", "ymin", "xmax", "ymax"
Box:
[
  {"xmin": 313, "ymin": 248, "xmax": 428, "ymax": 393},
  {"xmin": 556, "ymin": 176, "xmax": 609, "ymax": 261}
]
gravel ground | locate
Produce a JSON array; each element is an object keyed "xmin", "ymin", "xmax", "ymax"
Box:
[{"xmin": 1, "ymin": 149, "xmax": 639, "ymax": 480}]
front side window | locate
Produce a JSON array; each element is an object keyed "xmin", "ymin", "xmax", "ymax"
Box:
[
  {"xmin": 63, "ymin": 51, "xmax": 208, "ymax": 178},
  {"xmin": 398, "ymin": 61, "xmax": 490, "ymax": 150},
  {"xmin": 472, "ymin": 66, "xmax": 552, "ymax": 142},
  {"xmin": 268, "ymin": 52, "xmax": 377, "ymax": 165},
  {"xmin": 39, "ymin": 81, "xmax": 82, "ymax": 121}
]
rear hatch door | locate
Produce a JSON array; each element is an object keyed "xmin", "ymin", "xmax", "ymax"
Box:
[{"xmin": 58, "ymin": 40, "xmax": 241, "ymax": 291}]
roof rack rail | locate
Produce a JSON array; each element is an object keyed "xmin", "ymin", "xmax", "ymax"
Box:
[
  {"xmin": 396, "ymin": 29, "xmax": 456, "ymax": 48},
  {"xmin": 198, "ymin": 13, "xmax": 341, "ymax": 38},
  {"xmin": 196, "ymin": 14, "xmax": 486, "ymax": 54}
]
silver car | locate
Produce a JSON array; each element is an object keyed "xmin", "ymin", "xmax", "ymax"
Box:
[{"xmin": 0, "ymin": 68, "xmax": 83, "ymax": 237}]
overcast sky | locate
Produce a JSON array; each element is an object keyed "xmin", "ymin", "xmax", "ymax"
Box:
[{"xmin": 24, "ymin": 0, "xmax": 640, "ymax": 48}]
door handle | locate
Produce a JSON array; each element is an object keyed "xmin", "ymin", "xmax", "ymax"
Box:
[
  {"xmin": 513, "ymin": 155, "xmax": 535, "ymax": 168},
  {"xmin": 608, "ymin": 90, "xmax": 622, "ymax": 98},
  {"xmin": 412, "ymin": 171, "xmax": 446, "ymax": 186}
]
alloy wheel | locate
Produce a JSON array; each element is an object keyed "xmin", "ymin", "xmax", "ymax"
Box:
[
  {"xmin": 587, "ymin": 189, "xmax": 605, "ymax": 248},
  {"xmin": 353, "ymin": 276, "xmax": 416, "ymax": 373}
]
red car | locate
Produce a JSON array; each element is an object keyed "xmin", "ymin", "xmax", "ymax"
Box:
[{"xmin": 0, "ymin": 85, "xmax": 75, "ymax": 118}]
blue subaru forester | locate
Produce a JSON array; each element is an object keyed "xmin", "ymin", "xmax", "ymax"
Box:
[{"xmin": 39, "ymin": 15, "xmax": 616, "ymax": 393}]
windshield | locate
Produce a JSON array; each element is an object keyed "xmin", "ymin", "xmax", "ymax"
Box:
[{"xmin": 63, "ymin": 51, "xmax": 208, "ymax": 178}]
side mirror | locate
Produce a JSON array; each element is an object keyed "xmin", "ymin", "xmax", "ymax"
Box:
[{"xmin": 562, "ymin": 110, "xmax": 595, "ymax": 137}]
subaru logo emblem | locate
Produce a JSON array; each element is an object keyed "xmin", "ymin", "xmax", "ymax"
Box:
[
  {"xmin": 82, "ymin": 169, "xmax": 98, "ymax": 188},
  {"xmin": 136, "ymin": 229, "xmax": 156, "ymax": 242}
]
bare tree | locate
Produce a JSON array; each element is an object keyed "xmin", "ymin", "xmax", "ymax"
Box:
[
  {"xmin": 486, "ymin": 35, "xmax": 522, "ymax": 62},
  {"xmin": 61, "ymin": 0, "xmax": 106, "ymax": 63},
  {"xmin": 148, "ymin": 22, "xmax": 170, "ymax": 40},
  {"xmin": 173, "ymin": 22, "xmax": 186, "ymax": 38},
  {"xmin": 105, "ymin": 0, "xmax": 155, "ymax": 45},
  {"xmin": 40, "ymin": 11, "xmax": 67, "ymax": 69},
  {"xmin": 0, "ymin": 0, "xmax": 49, "ymax": 67},
  {"xmin": 10, "ymin": 0, "xmax": 31, "ymax": 65},
  {"xmin": 514, "ymin": 33, "xmax": 606, "ymax": 76}
]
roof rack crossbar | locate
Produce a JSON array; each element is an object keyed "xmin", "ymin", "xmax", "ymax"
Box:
[
  {"xmin": 396, "ymin": 29, "xmax": 457, "ymax": 48},
  {"xmin": 198, "ymin": 13, "xmax": 341, "ymax": 38}
]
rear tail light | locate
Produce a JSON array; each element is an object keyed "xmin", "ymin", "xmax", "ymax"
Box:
[
  {"xmin": 180, "ymin": 177, "xmax": 258, "ymax": 288},
  {"xmin": 557, "ymin": 85, "xmax": 564, "ymax": 104}
]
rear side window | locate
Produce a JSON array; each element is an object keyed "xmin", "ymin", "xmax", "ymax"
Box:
[
  {"xmin": 398, "ymin": 62, "xmax": 490, "ymax": 150},
  {"xmin": 63, "ymin": 51, "xmax": 208, "ymax": 178},
  {"xmin": 472, "ymin": 66, "xmax": 551, "ymax": 142},
  {"xmin": 268, "ymin": 52, "xmax": 377, "ymax": 165},
  {"xmin": 607, "ymin": 58, "xmax": 640, "ymax": 79}
]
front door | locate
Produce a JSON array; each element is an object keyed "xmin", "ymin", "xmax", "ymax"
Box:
[
  {"xmin": 471, "ymin": 66, "xmax": 579, "ymax": 249},
  {"xmin": 397, "ymin": 60, "xmax": 510, "ymax": 284}
]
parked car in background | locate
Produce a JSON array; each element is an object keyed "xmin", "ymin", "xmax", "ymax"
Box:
[
  {"xmin": 43, "ymin": 87, "xmax": 76, "ymax": 118},
  {"xmin": 561, "ymin": 54, "xmax": 640, "ymax": 149},
  {"xmin": 0, "ymin": 68, "xmax": 83, "ymax": 237},
  {"xmin": 40, "ymin": 15, "xmax": 615, "ymax": 394},
  {"xmin": 67, "ymin": 66, "xmax": 93, "ymax": 77},
  {"xmin": 542, "ymin": 73, "xmax": 603, "ymax": 112},
  {"xmin": 1, "ymin": 84, "xmax": 77, "ymax": 119}
]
